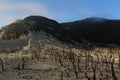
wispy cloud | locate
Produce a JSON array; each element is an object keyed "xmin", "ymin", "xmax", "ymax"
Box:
[
  {"xmin": 0, "ymin": 1, "xmax": 72, "ymax": 27},
  {"xmin": 0, "ymin": 0, "xmax": 100, "ymax": 27},
  {"xmin": 0, "ymin": 1, "xmax": 55, "ymax": 27}
]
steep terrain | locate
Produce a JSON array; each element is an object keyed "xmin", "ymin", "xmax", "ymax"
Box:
[
  {"xmin": 0, "ymin": 16, "xmax": 69, "ymax": 42},
  {"xmin": 0, "ymin": 15, "xmax": 75, "ymax": 52},
  {"xmin": 61, "ymin": 17, "xmax": 120, "ymax": 45},
  {"xmin": 0, "ymin": 16, "xmax": 120, "ymax": 80},
  {"xmin": 1, "ymin": 16, "xmax": 120, "ymax": 51}
]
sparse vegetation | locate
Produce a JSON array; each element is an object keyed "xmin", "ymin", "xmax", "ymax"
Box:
[
  {"xmin": 0, "ymin": 39, "xmax": 120, "ymax": 79},
  {"xmin": 0, "ymin": 16, "xmax": 120, "ymax": 80}
]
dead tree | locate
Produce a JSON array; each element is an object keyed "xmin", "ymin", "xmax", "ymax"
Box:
[
  {"xmin": 99, "ymin": 71, "xmax": 103, "ymax": 80},
  {"xmin": 22, "ymin": 57, "xmax": 25, "ymax": 70},
  {"xmin": 77, "ymin": 56, "xmax": 81, "ymax": 71},
  {"xmin": 37, "ymin": 51, "xmax": 40, "ymax": 61},
  {"xmin": 111, "ymin": 59, "xmax": 118, "ymax": 80},
  {"xmin": 85, "ymin": 51, "xmax": 88, "ymax": 69},
  {"xmin": 69, "ymin": 52, "xmax": 78, "ymax": 79},
  {"xmin": 105, "ymin": 56, "xmax": 109, "ymax": 79},
  {"xmin": 0, "ymin": 58, "xmax": 4, "ymax": 71},
  {"xmin": 56, "ymin": 53, "xmax": 63, "ymax": 66},
  {"xmin": 85, "ymin": 72, "xmax": 91, "ymax": 80},
  {"xmin": 61, "ymin": 71, "xmax": 64, "ymax": 80},
  {"xmin": 92, "ymin": 58, "xmax": 97, "ymax": 80},
  {"xmin": 118, "ymin": 53, "xmax": 120, "ymax": 69}
]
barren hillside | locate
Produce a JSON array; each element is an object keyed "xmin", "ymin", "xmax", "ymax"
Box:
[{"xmin": 0, "ymin": 16, "xmax": 120, "ymax": 80}]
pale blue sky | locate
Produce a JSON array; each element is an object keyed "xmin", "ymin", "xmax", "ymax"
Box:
[{"xmin": 0, "ymin": 0, "xmax": 120, "ymax": 27}]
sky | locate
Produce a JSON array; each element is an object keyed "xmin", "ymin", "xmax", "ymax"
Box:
[{"xmin": 1, "ymin": 0, "xmax": 120, "ymax": 28}]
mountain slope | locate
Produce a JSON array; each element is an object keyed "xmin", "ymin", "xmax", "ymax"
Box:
[
  {"xmin": 1, "ymin": 16, "xmax": 120, "ymax": 47},
  {"xmin": 61, "ymin": 17, "xmax": 120, "ymax": 44},
  {"xmin": 0, "ymin": 16, "xmax": 68, "ymax": 42},
  {"xmin": 0, "ymin": 30, "xmax": 66, "ymax": 53}
]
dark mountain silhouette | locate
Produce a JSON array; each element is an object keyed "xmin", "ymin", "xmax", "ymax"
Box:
[
  {"xmin": 1, "ymin": 16, "xmax": 120, "ymax": 46},
  {"xmin": 61, "ymin": 17, "xmax": 120, "ymax": 45}
]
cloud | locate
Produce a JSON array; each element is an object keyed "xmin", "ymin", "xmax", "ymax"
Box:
[
  {"xmin": 0, "ymin": 15, "xmax": 18, "ymax": 26},
  {"xmin": 0, "ymin": 1, "xmax": 72, "ymax": 27},
  {"xmin": 0, "ymin": 1, "xmax": 55, "ymax": 27},
  {"xmin": 0, "ymin": 0, "xmax": 101, "ymax": 27}
]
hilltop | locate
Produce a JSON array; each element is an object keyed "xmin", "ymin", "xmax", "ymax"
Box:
[
  {"xmin": 1, "ymin": 16, "xmax": 120, "ymax": 44},
  {"xmin": 0, "ymin": 16, "xmax": 120, "ymax": 80},
  {"xmin": 1, "ymin": 15, "xmax": 120, "ymax": 51},
  {"xmin": 61, "ymin": 17, "xmax": 120, "ymax": 45}
]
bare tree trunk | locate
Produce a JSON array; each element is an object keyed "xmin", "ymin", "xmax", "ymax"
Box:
[
  {"xmin": 0, "ymin": 58, "xmax": 4, "ymax": 71},
  {"xmin": 99, "ymin": 71, "xmax": 103, "ymax": 80},
  {"xmin": 5, "ymin": 53, "xmax": 8, "ymax": 64},
  {"xmin": 85, "ymin": 72, "xmax": 91, "ymax": 80},
  {"xmin": 69, "ymin": 53, "xmax": 78, "ymax": 79},
  {"xmin": 85, "ymin": 51, "xmax": 88, "ymax": 69},
  {"xmin": 111, "ymin": 59, "xmax": 118, "ymax": 80},
  {"xmin": 61, "ymin": 71, "xmax": 64, "ymax": 80},
  {"xmin": 77, "ymin": 56, "xmax": 80, "ymax": 71},
  {"xmin": 37, "ymin": 51, "xmax": 41, "ymax": 61},
  {"xmin": 118, "ymin": 54, "xmax": 120, "ymax": 69},
  {"xmin": 92, "ymin": 58, "xmax": 96, "ymax": 80},
  {"xmin": 59, "ymin": 58, "xmax": 63, "ymax": 66},
  {"xmin": 105, "ymin": 56, "xmax": 109, "ymax": 79},
  {"xmin": 22, "ymin": 57, "xmax": 25, "ymax": 70}
]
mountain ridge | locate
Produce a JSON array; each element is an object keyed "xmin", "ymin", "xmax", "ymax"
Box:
[
  {"xmin": 1, "ymin": 15, "xmax": 120, "ymax": 47},
  {"xmin": 61, "ymin": 17, "xmax": 120, "ymax": 45}
]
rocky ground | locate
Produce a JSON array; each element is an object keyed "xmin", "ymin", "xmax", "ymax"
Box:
[{"xmin": 0, "ymin": 47, "xmax": 120, "ymax": 80}]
